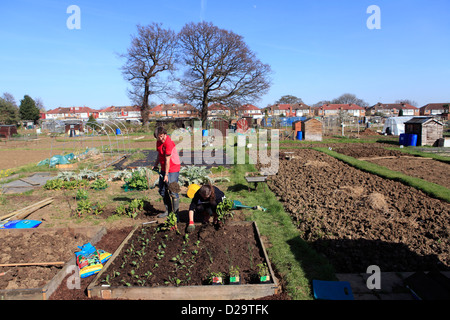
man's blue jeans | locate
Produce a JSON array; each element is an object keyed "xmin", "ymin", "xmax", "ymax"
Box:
[
  {"xmin": 158, "ymin": 171, "xmax": 179, "ymax": 214},
  {"xmin": 158, "ymin": 172, "xmax": 179, "ymax": 199}
]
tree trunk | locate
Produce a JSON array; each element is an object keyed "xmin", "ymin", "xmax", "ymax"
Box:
[
  {"xmin": 141, "ymin": 79, "xmax": 150, "ymax": 126},
  {"xmin": 201, "ymin": 96, "xmax": 209, "ymax": 129}
]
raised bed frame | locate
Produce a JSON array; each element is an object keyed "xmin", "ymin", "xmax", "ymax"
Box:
[
  {"xmin": 87, "ymin": 221, "xmax": 279, "ymax": 300},
  {"xmin": 0, "ymin": 226, "xmax": 106, "ymax": 300}
]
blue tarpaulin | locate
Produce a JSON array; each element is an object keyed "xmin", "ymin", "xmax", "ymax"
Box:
[
  {"xmin": 37, "ymin": 153, "xmax": 75, "ymax": 167},
  {"xmin": 262, "ymin": 117, "xmax": 307, "ymax": 127}
]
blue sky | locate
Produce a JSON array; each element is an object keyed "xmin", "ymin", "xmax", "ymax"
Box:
[{"xmin": 1, "ymin": 0, "xmax": 449, "ymax": 110}]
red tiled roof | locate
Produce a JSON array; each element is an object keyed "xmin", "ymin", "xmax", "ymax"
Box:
[
  {"xmin": 46, "ymin": 107, "xmax": 97, "ymax": 114},
  {"xmin": 371, "ymin": 103, "xmax": 417, "ymax": 110},
  {"xmin": 320, "ymin": 104, "xmax": 364, "ymax": 110},
  {"xmin": 239, "ymin": 104, "xmax": 260, "ymax": 110},
  {"xmin": 150, "ymin": 105, "xmax": 164, "ymax": 112},
  {"xmin": 151, "ymin": 104, "xmax": 197, "ymax": 111},
  {"xmin": 100, "ymin": 106, "xmax": 140, "ymax": 112},
  {"xmin": 208, "ymin": 103, "xmax": 229, "ymax": 110},
  {"xmin": 291, "ymin": 103, "xmax": 310, "ymax": 110},
  {"xmin": 420, "ymin": 103, "xmax": 450, "ymax": 110},
  {"xmin": 276, "ymin": 104, "xmax": 291, "ymax": 110}
]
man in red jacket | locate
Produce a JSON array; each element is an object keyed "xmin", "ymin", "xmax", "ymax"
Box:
[{"xmin": 152, "ymin": 127, "xmax": 181, "ymax": 218}]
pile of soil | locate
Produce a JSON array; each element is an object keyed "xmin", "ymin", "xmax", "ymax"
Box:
[{"xmin": 267, "ymin": 149, "xmax": 450, "ymax": 273}]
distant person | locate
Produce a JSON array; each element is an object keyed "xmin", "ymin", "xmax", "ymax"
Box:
[
  {"xmin": 152, "ymin": 126, "xmax": 181, "ymax": 218},
  {"xmin": 187, "ymin": 183, "xmax": 225, "ymax": 233}
]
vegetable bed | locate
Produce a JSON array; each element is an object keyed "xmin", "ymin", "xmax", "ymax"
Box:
[{"xmin": 88, "ymin": 221, "xmax": 278, "ymax": 300}]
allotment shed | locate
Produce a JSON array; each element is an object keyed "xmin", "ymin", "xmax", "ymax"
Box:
[
  {"xmin": 65, "ymin": 121, "xmax": 84, "ymax": 137},
  {"xmin": 301, "ymin": 118, "xmax": 323, "ymax": 141},
  {"xmin": 404, "ymin": 117, "xmax": 444, "ymax": 146},
  {"xmin": 0, "ymin": 125, "xmax": 18, "ymax": 138}
]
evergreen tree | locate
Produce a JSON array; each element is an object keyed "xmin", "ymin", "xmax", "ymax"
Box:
[
  {"xmin": 86, "ymin": 114, "xmax": 99, "ymax": 131},
  {"xmin": 19, "ymin": 95, "xmax": 40, "ymax": 123}
]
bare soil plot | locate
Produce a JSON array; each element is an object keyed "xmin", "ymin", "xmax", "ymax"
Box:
[
  {"xmin": 0, "ymin": 136, "xmax": 154, "ymax": 171},
  {"xmin": 335, "ymin": 145, "xmax": 450, "ymax": 189},
  {"xmin": 367, "ymin": 157, "xmax": 450, "ymax": 189},
  {"xmin": 268, "ymin": 149, "xmax": 450, "ymax": 273},
  {"xmin": 0, "ymin": 227, "xmax": 103, "ymax": 292}
]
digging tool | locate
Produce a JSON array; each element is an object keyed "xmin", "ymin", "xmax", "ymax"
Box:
[{"xmin": 232, "ymin": 200, "xmax": 267, "ymax": 212}]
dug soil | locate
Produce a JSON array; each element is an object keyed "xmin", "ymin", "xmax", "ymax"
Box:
[
  {"xmin": 268, "ymin": 148, "xmax": 450, "ymax": 273},
  {"xmin": 97, "ymin": 222, "xmax": 269, "ymax": 288},
  {"xmin": 0, "ymin": 228, "xmax": 94, "ymax": 290},
  {"xmin": 335, "ymin": 145, "xmax": 450, "ymax": 189}
]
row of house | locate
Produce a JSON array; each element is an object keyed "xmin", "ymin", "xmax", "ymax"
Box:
[
  {"xmin": 40, "ymin": 103, "xmax": 261, "ymax": 121},
  {"xmin": 40, "ymin": 102, "xmax": 450, "ymax": 122}
]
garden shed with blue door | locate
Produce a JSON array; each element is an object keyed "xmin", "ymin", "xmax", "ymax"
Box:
[
  {"xmin": 292, "ymin": 118, "xmax": 322, "ymax": 141},
  {"xmin": 404, "ymin": 117, "xmax": 443, "ymax": 146}
]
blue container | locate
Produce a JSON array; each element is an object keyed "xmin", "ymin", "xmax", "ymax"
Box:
[
  {"xmin": 202, "ymin": 129, "xmax": 208, "ymax": 137},
  {"xmin": 408, "ymin": 134, "xmax": 418, "ymax": 147},
  {"xmin": 399, "ymin": 133, "xmax": 407, "ymax": 145},
  {"xmin": 296, "ymin": 131, "xmax": 303, "ymax": 141},
  {"xmin": 115, "ymin": 128, "xmax": 121, "ymax": 135}
]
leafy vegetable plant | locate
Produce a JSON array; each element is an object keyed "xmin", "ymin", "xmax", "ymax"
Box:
[
  {"xmin": 216, "ymin": 198, "xmax": 234, "ymax": 224},
  {"xmin": 44, "ymin": 178, "xmax": 64, "ymax": 190},
  {"xmin": 178, "ymin": 165, "xmax": 213, "ymax": 186},
  {"xmin": 91, "ymin": 178, "xmax": 108, "ymax": 190},
  {"xmin": 125, "ymin": 170, "xmax": 149, "ymax": 190}
]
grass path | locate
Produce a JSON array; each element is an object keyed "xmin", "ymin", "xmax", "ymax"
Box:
[{"xmin": 225, "ymin": 162, "xmax": 335, "ymax": 300}]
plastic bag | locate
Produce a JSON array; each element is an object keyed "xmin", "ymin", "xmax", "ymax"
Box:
[{"xmin": 75, "ymin": 243, "xmax": 103, "ymax": 278}]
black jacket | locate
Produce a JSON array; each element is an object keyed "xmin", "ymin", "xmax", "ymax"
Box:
[{"xmin": 189, "ymin": 186, "xmax": 225, "ymax": 211}]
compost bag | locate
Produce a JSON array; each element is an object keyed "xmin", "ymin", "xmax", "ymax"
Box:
[{"xmin": 75, "ymin": 242, "xmax": 111, "ymax": 278}]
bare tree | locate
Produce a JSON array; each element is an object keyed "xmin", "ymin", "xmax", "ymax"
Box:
[
  {"xmin": 119, "ymin": 23, "xmax": 178, "ymax": 126},
  {"xmin": 35, "ymin": 97, "xmax": 45, "ymax": 112},
  {"xmin": 2, "ymin": 92, "xmax": 17, "ymax": 106},
  {"xmin": 395, "ymin": 99, "xmax": 417, "ymax": 107},
  {"xmin": 176, "ymin": 21, "xmax": 272, "ymax": 126},
  {"xmin": 312, "ymin": 100, "xmax": 331, "ymax": 108},
  {"xmin": 332, "ymin": 93, "xmax": 369, "ymax": 108},
  {"xmin": 275, "ymin": 95, "xmax": 303, "ymax": 105}
]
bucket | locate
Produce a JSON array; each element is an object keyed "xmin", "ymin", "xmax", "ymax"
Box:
[
  {"xmin": 399, "ymin": 133, "xmax": 407, "ymax": 145},
  {"xmin": 296, "ymin": 131, "xmax": 303, "ymax": 141},
  {"xmin": 202, "ymin": 129, "xmax": 208, "ymax": 137},
  {"xmin": 408, "ymin": 134, "xmax": 418, "ymax": 147},
  {"xmin": 187, "ymin": 184, "xmax": 201, "ymax": 199},
  {"xmin": 116, "ymin": 128, "xmax": 121, "ymax": 135}
]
